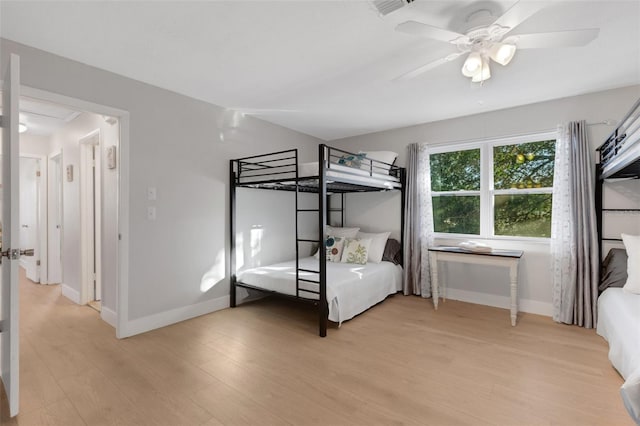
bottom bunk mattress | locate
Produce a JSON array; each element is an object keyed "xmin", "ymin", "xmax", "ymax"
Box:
[
  {"xmin": 236, "ymin": 256, "xmax": 403, "ymax": 324},
  {"xmin": 597, "ymin": 287, "xmax": 640, "ymax": 423}
]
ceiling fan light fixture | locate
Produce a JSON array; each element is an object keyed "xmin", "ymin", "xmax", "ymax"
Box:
[
  {"xmin": 471, "ymin": 60, "xmax": 491, "ymax": 82},
  {"xmin": 461, "ymin": 52, "xmax": 482, "ymax": 77},
  {"xmin": 19, "ymin": 122, "xmax": 28, "ymax": 133},
  {"xmin": 489, "ymin": 42, "xmax": 516, "ymax": 66}
]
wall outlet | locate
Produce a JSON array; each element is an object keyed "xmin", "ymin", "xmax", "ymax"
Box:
[
  {"xmin": 147, "ymin": 206, "xmax": 156, "ymax": 221},
  {"xmin": 147, "ymin": 187, "xmax": 157, "ymax": 201}
]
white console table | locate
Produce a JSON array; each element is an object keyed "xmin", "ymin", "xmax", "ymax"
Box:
[{"xmin": 428, "ymin": 246, "xmax": 524, "ymax": 326}]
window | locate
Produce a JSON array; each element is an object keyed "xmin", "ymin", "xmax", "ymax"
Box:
[{"xmin": 429, "ymin": 134, "xmax": 556, "ymax": 239}]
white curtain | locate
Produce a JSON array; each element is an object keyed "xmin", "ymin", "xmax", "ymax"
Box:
[
  {"xmin": 403, "ymin": 143, "xmax": 434, "ymax": 297},
  {"xmin": 550, "ymin": 121, "xmax": 599, "ymax": 327}
]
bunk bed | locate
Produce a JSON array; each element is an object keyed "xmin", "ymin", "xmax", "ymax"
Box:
[
  {"xmin": 229, "ymin": 144, "xmax": 406, "ymax": 337},
  {"xmin": 595, "ymin": 97, "xmax": 640, "ymax": 424}
]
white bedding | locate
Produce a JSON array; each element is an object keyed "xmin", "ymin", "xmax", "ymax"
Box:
[
  {"xmin": 237, "ymin": 256, "xmax": 402, "ymax": 324},
  {"xmin": 597, "ymin": 288, "xmax": 640, "ymax": 423},
  {"xmin": 601, "ymin": 124, "xmax": 640, "ymax": 178}
]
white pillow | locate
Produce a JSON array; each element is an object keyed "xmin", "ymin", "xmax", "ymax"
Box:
[
  {"xmin": 359, "ymin": 151, "xmax": 398, "ymax": 174},
  {"xmin": 326, "ymin": 225, "xmax": 359, "ymax": 238},
  {"xmin": 356, "ymin": 231, "xmax": 390, "ymax": 263},
  {"xmin": 622, "ymin": 234, "xmax": 640, "ymax": 294},
  {"xmin": 341, "ymin": 238, "xmax": 372, "ymax": 265}
]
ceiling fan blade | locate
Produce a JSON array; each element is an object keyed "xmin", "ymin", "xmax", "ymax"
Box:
[
  {"xmin": 492, "ymin": 1, "xmax": 547, "ymax": 35},
  {"xmin": 396, "ymin": 21, "xmax": 467, "ymax": 44},
  {"xmin": 507, "ymin": 28, "xmax": 600, "ymax": 49},
  {"xmin": 394, "ymin": 52, "xmax": 464, "ymax": 81}
]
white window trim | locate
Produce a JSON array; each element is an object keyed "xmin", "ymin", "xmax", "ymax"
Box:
[{"xmin": 429, "ymin": 131, "xmax": 557, "ymax": 241}]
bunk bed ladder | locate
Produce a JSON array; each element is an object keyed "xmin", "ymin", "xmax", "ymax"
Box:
[{"xmin": 291, "ymin": 149, "xmax": 325, "ymax": 336}]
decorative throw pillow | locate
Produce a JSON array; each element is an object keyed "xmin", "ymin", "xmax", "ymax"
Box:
[
  {"xmin": 313, "ymin": 226, "xmax": 360, "ymax": 259},
  {"xmin": 356, "ymin": 231, "xmax": 390, "ymax": 263},
  {"xmin": 599, "ymin": 248, "xmax": 628, "ymax": 292},
  {"xmin": 337, "ymin": 153, "xmax": 366, "ymax": 168},
  {"xmin": 622, "ymin": 234, "xmax": 640, "ymax": 294},
  {"xmin": 324, "ymin": 236, "xmax": 345, "ymax": 262},
  {"xmin": 382, "ymin": 238, "xmax": 403, "ymax": 265},
  {"xmin": 358, "ymin": 151, "xmax": 398, "ymax": 174},
  {"xmin": 341, "ymin": 238, "xmax": 372, "ymax": 265}
]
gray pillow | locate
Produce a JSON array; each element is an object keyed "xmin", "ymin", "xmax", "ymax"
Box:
[
  {"xmin": 382, "ymin": 238, "xmax": 402, "ymax": 266},
  {"xmin": 599, "ymin": 248, "xmax": 628, "ymax": 292}
]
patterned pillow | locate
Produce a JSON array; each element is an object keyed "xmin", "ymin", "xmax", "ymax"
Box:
[
  {"xmin": 337, "ymin": 153, "xmax": 366, "ymax": 168},
  {"xmin": 341, "ymin": 238, "xmax": 372, "ymax": 265},
  {"xmin": 324, "ymin": 236, "xmax": 345, "ymax": 262}
]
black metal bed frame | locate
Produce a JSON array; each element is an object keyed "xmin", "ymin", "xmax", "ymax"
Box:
[
  {"xmin": 595, "ymin": 98, "xmax": 640, "ymax": 275},
  {"xmin": 229, "ymin": 144, "xmax": 406, "ymax": 337}
]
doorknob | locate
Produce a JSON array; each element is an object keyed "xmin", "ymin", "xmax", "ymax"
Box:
[
  {"xmin": 21, "ymin": 224, "xmax": 28, "ymax": 228},
  {"xmin": 0, "ymin": 248, "xmax": 33, "ymax": 264}
]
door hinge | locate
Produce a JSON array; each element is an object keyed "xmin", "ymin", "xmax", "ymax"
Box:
[
  {"xmin": 0, "ymin": 116, "xmax": 4, "ymax": 128},
  {"xmin": 36, "ymin": 260, "xmax": 41, "ymax": 266},
  {"xmin": 36, "ymin": 171, "xmax": 41, "ymax": 177}
]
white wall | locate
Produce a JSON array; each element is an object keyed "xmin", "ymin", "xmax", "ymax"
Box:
[
  {"xmin": 19, "ymin": 133, "xmax": 49, "ymax": 156},
  {"xmin": 1, "ymin": 38, "xmax": 322, "ymax": 336},
  {"xmin": 331, "ymin": 85, "xmax": 640, "ymax": 316}
]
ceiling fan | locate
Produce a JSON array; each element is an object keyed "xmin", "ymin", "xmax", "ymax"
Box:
[{"xmin": 394, "ymin": 1, "xmax": 600, "ymax": 82}]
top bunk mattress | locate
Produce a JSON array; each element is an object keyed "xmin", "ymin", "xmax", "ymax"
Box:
[{"xmin": 299, "ymin": 161, "xmax": 401, "ymax": 189}]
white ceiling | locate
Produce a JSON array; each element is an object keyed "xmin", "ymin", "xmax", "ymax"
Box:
[{"xmin": 1, "ymin": 1, "xmax": 639, "ymax": 140}]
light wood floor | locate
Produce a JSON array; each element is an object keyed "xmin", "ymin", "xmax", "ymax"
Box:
[{"xmin": 1, "ymin": 268, "xmax": 632, "ymax": 425}]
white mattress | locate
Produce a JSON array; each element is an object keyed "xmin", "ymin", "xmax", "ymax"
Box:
[
  {"xmin": 237, "ymin": 256, "xmax": 402, "ymax": 324},
  {"xmin": 237, "ymin": 161, "xmax": 401, "ymax": 190},
  {"xmin": 597, "ymin": 288, "xmax": 640, "ymax": 423}
]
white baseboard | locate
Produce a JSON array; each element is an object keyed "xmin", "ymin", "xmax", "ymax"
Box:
[
  {"xmin": 440, "ymin": 288, "xmax": 553, "ymax": 317},
  {"xmin": 101, "ymin": 306, "xmax": 117, "ymax": 328},
  {"xmin": 120, "ymin": 295, "xmax": 230, "ymax": 338},
  {"xmin": 61, "ymin": 284, "xmax": 81, "ymax": 304}
]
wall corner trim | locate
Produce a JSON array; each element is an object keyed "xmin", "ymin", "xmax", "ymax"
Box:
[
  {"xmin": 119, "ymin": 295, "xmax": 230, "ymax": 338},
  {"xmin": 61, "ymin": 284, "xmax": 81, "ymax": 304}
]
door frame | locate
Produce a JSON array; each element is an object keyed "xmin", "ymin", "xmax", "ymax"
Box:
[
  {"xmin": 20, "ymin": 85, "xmax": 130, "ymax": 338},
  {"xmin": 79, "ymin": 129, "xmax": 101, "ymax": 305},
  {"xmin": 17, "ymin": 153, "xmax": 47, "ymax": 284}
]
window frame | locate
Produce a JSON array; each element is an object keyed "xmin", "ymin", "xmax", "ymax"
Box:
[{"xmin": 429, "ymin": 131, "xmax": 557, "ymax": 241}]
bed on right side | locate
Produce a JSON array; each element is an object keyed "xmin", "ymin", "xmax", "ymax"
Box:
[{"xmin": 595, "ymin": 97, "xmax": 640, "ymax": 425}]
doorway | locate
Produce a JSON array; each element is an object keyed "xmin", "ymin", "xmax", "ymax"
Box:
[
  {"xmin": 18, "ymin": 155, "xmax": 44, "ymax": 283},
  {"xmin": 16, "ymin": 92, "xmax": 121, "ymax": 327}
]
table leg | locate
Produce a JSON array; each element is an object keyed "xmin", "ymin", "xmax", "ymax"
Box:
[
  {"xmin": 430, "ymin": 252, "xmax": 439, "ymax": 310},
  {"xmin": 509, "ymin": 261, "xmax": 518, "ymax": 326}
]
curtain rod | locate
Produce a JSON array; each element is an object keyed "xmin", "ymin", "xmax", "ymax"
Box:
[{"xmin": 422, "ymin": 119, "xmax": 617, "ymax": 148}]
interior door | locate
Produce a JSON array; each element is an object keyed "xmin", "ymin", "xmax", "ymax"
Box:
[
  {"xmin": 48, "ymin": 153, "xmax": 62, "ymax": 284},
  {"xmin": 19, "ymin": 157, "xmax": 40, "ymax": 282},
  {"xmin": 1, "ymin": 53, "xmax": 21, "ymax": 418}
]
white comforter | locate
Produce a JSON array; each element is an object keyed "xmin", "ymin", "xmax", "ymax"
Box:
[
  {"xmin": 597, "ymin": 288, "xmax": 640, "ymax": 424},
  {"xmin": 237, "ymin": 256, "xmax": 402, "ymax": 324}
]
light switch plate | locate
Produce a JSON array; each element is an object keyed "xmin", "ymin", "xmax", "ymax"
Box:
[
  {"xmin": 147, "ymin": 187, "xmax": 157, "ymax": 201},
  {"xmin": 147, "ymin": 206, "xmax": 156, "ymax": 221}
]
